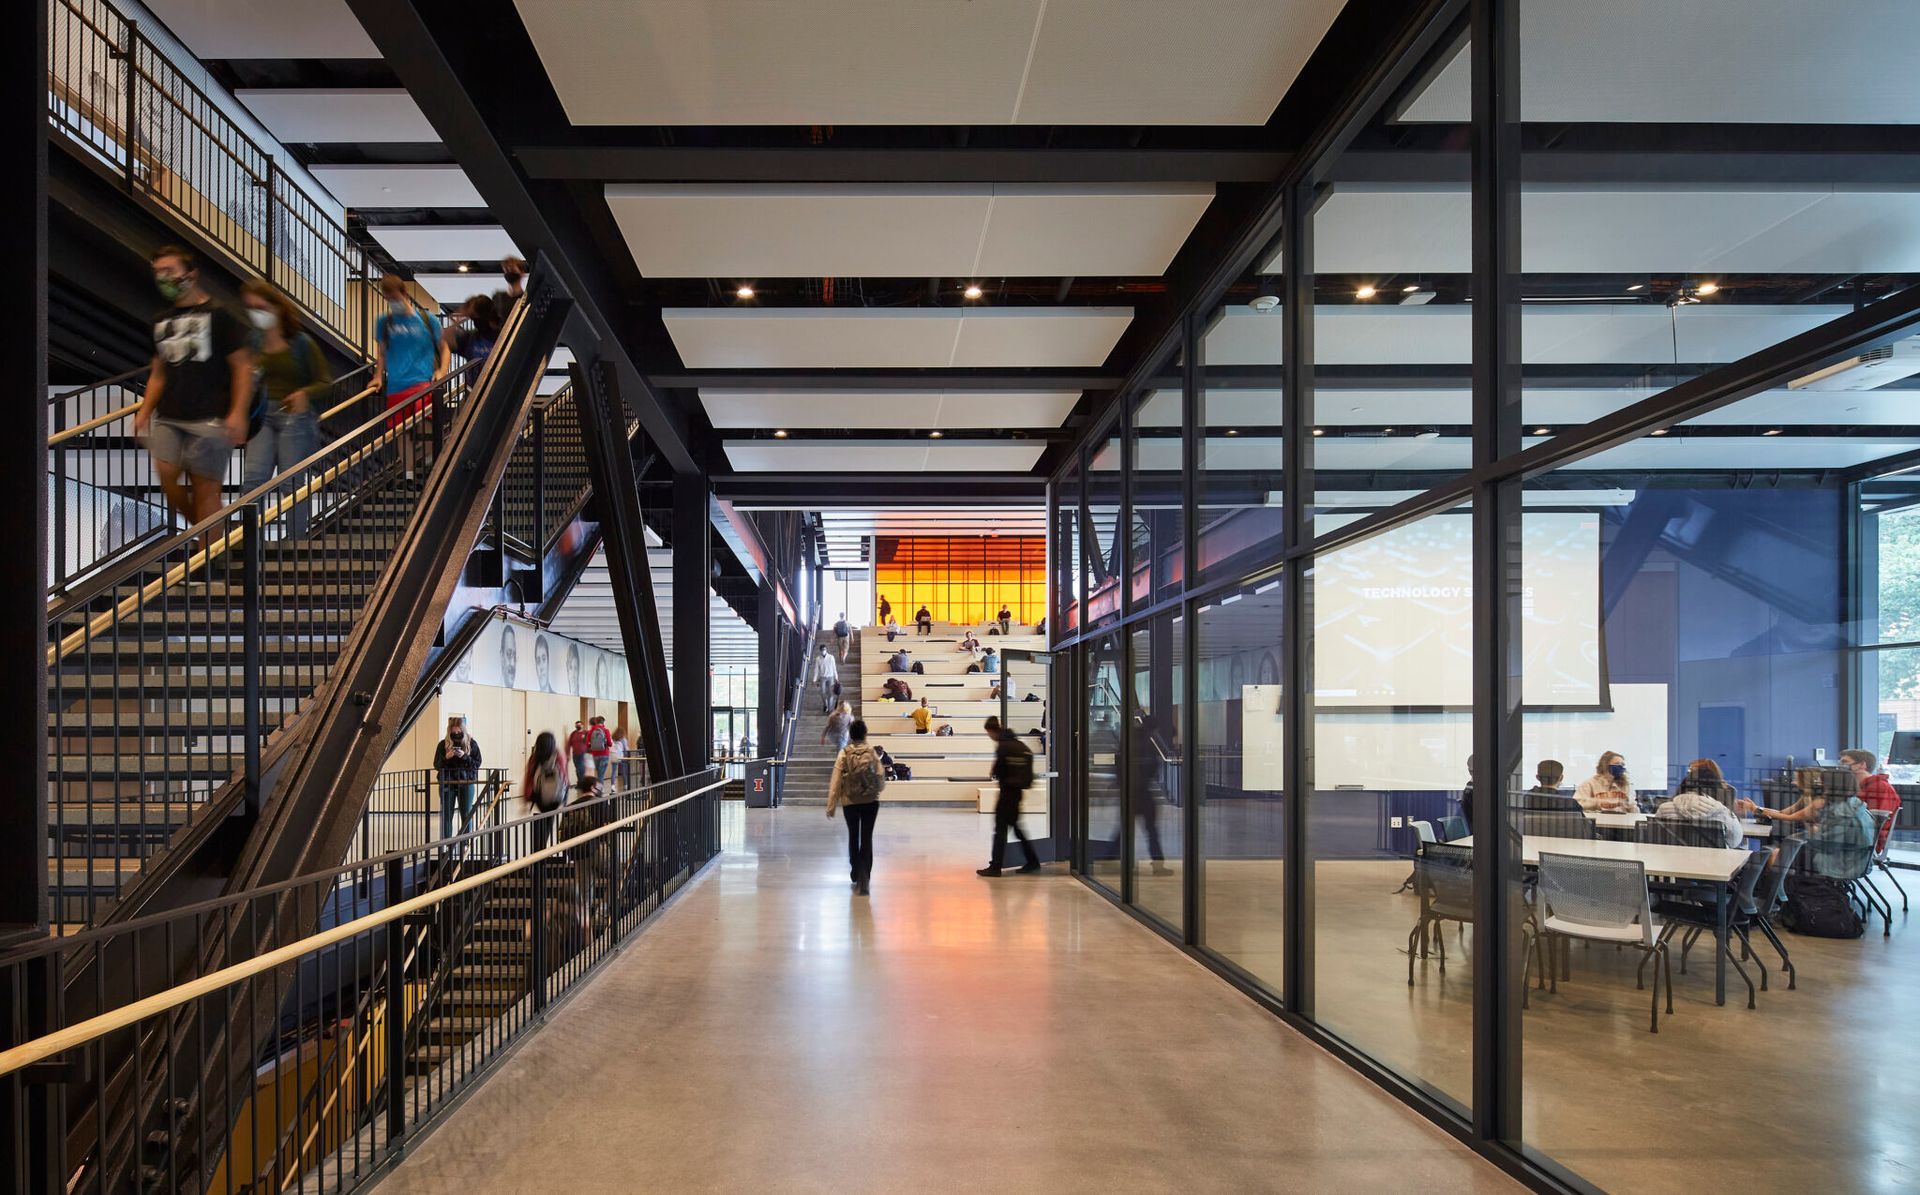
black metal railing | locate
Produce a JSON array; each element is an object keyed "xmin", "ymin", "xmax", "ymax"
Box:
[
  {"xmin": 44, "ymin": 364, "xmax": 479, "ymax": 927},
  {"xmin": 45, "ymin": 363, "xmax": 375, "ymax": 594},
  {"xmin": 47, "ymin": 0, "xmax": 384, "ymax": 352},
  {"xmin": 348, "ymin": 769, "xmax": 512, "ymax": 865},
  {"xmin": 490, "ymin": 384, "xmax": 591, "ymax": 562},
  {"xmin": 0, "ymin": 767, "xmax": 724, "ymax": 1195}
]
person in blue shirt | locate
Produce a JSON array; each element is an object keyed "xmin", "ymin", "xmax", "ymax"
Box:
[{"xmin": 373, "ymin": 274, "xmax": 447, "ymax": 477}]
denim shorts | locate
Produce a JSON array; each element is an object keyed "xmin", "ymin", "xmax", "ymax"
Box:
[{"xmin": 149, "ymin": 417, "xmax": 233, "ymax": 482}]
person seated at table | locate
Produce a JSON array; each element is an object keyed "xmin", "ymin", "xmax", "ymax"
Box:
[
  {"xmin": 1841, "ymin": 748, "xmax": 1902, "ymax": 853},
  {"xmin": 1573, "ymin": 751, "xmax": 1637, "ymax": 813},
  {"xmin": 1676, "ymin": 757, "xmax": 1738, "ymax": 810},
  {"xmin": 1658, "ymin": 762, "xmax": 1745, "ymax": 847},
  {"xmin": 1522, "ymin": 760, "xmax": 1583, "ymax": 811},
  {"xmin": 1738, "ymin": 766, "xmax": 1876, "ymax": 878}
]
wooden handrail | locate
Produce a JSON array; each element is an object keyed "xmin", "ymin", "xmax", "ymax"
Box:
[{"xmin": 0, "ymin": 777, "xmax": 725, "ymax": 1078}]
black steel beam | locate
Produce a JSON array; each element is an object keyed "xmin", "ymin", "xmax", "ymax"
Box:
[
  {"xmin": 3, "ymin": 0, "xmax": 48, "ymax": 945},
  {"xmin": 517, "ymin": 144, "xmax": 1289, "ymax": 183},
  {"xmin": 672, "ymin": 473, "xmax": 713, "ymax": 773},
  {"xmin": 346, "ymin": 0, "xmax": 703, "ymax": 475},
  {"xmin": 575, "ymin": 357, "xmax": 684, "ymax": 779}
]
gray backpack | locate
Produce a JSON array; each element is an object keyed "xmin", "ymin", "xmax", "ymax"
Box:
[{"xmin": 843, "ymin": 746, "xmax": 886, "ymax": 803}]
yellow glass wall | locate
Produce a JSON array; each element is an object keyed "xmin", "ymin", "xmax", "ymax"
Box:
[{"xmin": 872, "ymin": 536, "xmax": 1045, "ymax": 626}]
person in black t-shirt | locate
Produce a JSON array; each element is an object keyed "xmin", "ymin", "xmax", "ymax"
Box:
[{"xmin": 136, "ymin": 245, "xmax": 252, "ymax": 545}]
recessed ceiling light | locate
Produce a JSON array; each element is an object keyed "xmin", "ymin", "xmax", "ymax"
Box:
[
  {"xmin": 1627, "ymin": 283, "xmax": 1643, "ymax": 292},
  {"xmin": 456, "ymin": 263, "xmax": 470, "ymax": 273},
  {"xmin": 1312, "ymin": 427, "xmax": 1326, "ymax": 436},
  {"xmin": 735, "ymin": 285, "xmax": 755, "ymax": 299},
  {"xmin": 1531, "ymin": 427, "xmax": 1550, "ymax": 435},
  {"xmin": 1414, "ymin": 430, "xmax": 1440, "ymax": 440},
  {"xmin": 1403, "ymin": 284, "xmax": 1420, "ymax": 293},
  {"xmin": 1650, "ymin": 428, "xmax": 1669, "ymax": 436},
  {"xmin": 1381, "ymin": 427, "xmax": 1395, "ymax": 434},
  {"xmin": 1763, "ymin": 427, "xmax": 1783, "ymax": 435},
  {"xmin": 929, "ymin": 430, "xmax": 945, "ymax": 439},
  {"xmin": 1225, "ymin": 429, "xmax": 1239, "ymax": 436},
  {"xmin": 772, "ymin": 429, "xmax": 788, "ymax": 438},
  {"xmin": 1355, "ymin": 285, "xmax": 1377, "ymax": 300},
  {"xmin": 1696, "ymin": 281, "xmax": 1719, "ymax": 296},
  {"xmin": 963, "ymin": 284, "xmax": 984, "ymax": 300}
]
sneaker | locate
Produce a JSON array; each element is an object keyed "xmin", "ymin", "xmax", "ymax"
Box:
[
  {"xmin": 976, "ymin": 867, "xmax": 1003, "ymax": 877},
  {"xmin": 1151, "ymin": 863, "xmax": 1173, "ymax": 876},
  {"xmin": 1018, "ymin": 862, "xmax": 1041, "ymax": 874},
  {"xmin": 857, "ymin": 881, "xmax": 870, "ymax": 896}
]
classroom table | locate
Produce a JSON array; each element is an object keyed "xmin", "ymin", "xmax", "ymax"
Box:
[
  {"xmin": 1582, "ymin": 809, "xmax": 1775, "ymax": 839},
  {"xmin": 1450, "ymin": 834, "xmax": 1752, "ymax": 1005}
]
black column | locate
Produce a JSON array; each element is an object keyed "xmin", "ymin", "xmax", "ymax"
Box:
[
  {"xmin": 672, "ymin": 475, "xmax": 712, "ymax": 770},
  {"xmin": 3, "ymin": 0, "xmax": 49, "ymax": 941},
  {"xmin": 757, "ymin": 583, "xmax": 782, "ymax": 779},
  {"xmin": 1280, "ymin": 177, "xmax": 1315, "ymax": 1016},
  {"xmin": 1469, "ymin": 0, "xmax": 1526, "ymax": 1147}
]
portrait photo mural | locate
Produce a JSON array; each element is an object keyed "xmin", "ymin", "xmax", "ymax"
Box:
[{"xmin": 458, "ymin": 614, "xmax": 632, "ymax": 701}]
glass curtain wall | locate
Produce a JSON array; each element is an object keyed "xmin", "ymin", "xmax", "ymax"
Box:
[{"xmin": 1048, "ymin": 0, "xmax": 1920, "ymax": 1187}]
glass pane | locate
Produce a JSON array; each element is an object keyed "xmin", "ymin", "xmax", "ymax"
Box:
[
  {"xmin": 1516, "ymin": 377, "xmax": 1908, "ymax": 1186},
  {"xmin": 1130, "ymin": 376, "xmax": 1185, "ymax": 606},
  {"xmin": 1055, "ymin": 459, "xmax": 1082, "ymax": 636},
  {"xmin": 1198, "ymin": 236, "xmax": 1285, "ymax": 577},
  {"xmin": 1085, "ymin": 426, "xmax": 1122, "ymax": 626},
  {"xmin": 1085, "ymin": 633, "xmax": 1126, "ymax": 891},
  {"xmin": 1197, "ymin": 577, "xmax": 1286, "ymax": 994},
  {"xmin": 1130, "ymin": 612, "xmax": 1185, "ymax": 930},
  {"xmin": 1312, "ymin": 499, "xmax": 1474, "ymax": 1115}
]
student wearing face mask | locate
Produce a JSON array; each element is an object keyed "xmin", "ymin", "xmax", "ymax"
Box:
[
  {"xmin": 1573, "ymin": 751, "xmax": 1637, "ymax": 813},
  {"xmin": 136, "ymin": 245, "xmax": 252, "ymax": 547},
  {"xmin": 238, "ymin": 281, "xmax": 331, "ymax": 522},
  {"xmin": 494, "ymin": 255, "xmax": 528, "ymax": 311},
  {"xmin": 372, "ymin": 275, "xmax": 447, "ymax": 477}
]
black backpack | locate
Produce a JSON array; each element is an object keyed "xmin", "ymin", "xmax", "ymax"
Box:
[
  {"xmin": 1781, "ymin": 872, "xmax": 1864, "ymax": 939},
  {"xmin": 1000, "ymin": 738, "xmax": 1035, "ymax": 790}
]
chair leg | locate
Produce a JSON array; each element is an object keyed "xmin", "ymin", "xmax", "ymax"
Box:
[
  {"xmin": 1737, "ymin": 926, "xmax": 1768, "ymax": 992},
  {"xmin": 1663, "ymin": 944, "xmax": 1675, "ymax": 1014},
  {"xmin": 1648, "ymin": 945, "xmax": 1661, "ymax": 1033},
  {"xmin": 1879, "ymin": 860, "xmax": 1909, "ymax": 911},
  {"xmin": 1436, "ymin": 922, "xmax": 1448, "ymax": 972},
  {"xmin": 1867, "ymin": 877, "xmax": 1895, "ymax": 935},
  {"xmin": 1521, "ymin": 928, "xmax": 1534, "ymax": 1008},
  {"xmin": 1725, "ymin": 940, "xmax": 1756, "ymax": 1010},
  {"xmin": 1757, "ymin": 916, "xmax": 1795, "ymax": 990},
  {"xmin": 1408, "ymin": 921, "xmax": 1422, "ymax": 987}
]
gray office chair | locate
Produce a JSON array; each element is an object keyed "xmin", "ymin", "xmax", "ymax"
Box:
[
  {"xmin": 1530, "ymin": 852, "xmax": 1673, "ymax": 1033},
  {"xmin": 1866, "ymin": 808, "xmax": 1908, "ymax": 917},
  {"xmin": 1518, "ymin": 809, "xmax": 1596, "ymax": 841}
]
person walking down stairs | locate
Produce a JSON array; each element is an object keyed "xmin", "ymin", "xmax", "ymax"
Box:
[{"xmin": 817, "ymin": 646, "xmax": 840, "ymax": 713}]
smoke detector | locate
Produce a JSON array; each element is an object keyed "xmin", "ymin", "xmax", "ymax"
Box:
[{"xmin": 1248, "ymin": 295, "xmax": 1280, "ymax": 313}]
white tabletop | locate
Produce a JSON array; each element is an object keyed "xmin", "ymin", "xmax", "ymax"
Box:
[
  {"xmin": 1447, "ymin": 835, "xmax": 1751, "ymax": 883},
  {"xmin": 1585, "ymin": 810, "xmax": 1649, "ymax": 829},
  {"xmin": 1740, "ymin": 821, "xmax": 1774, "ymax": 838}
]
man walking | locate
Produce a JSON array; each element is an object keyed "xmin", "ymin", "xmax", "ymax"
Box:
[
  {"xmin": 566, "ymin": 720, "xmax": 591, "ymax": 784},
  {"xmin": 977, "ymin": 717, "xmax": 1040, "ymax": 876},
  {"xmin": 817, "ymin": 644, "xmax": 840, "ymax": 713},
  {"xmin": 433, "ymin": 715, "xmax": 483, "ymax": 838},
  {"xmin": 833, "ymin": 612, "xmax": 852, "ymax": 661},
  {"xmin": 137, "ymin": 246, "xmax": 252, "ymax": 549},
  {"xmin": 586, "ymin": 715, "xmax": 613, "ymax": 782},
  {"xmin": 373, "ymin": 274, "xmax": 447, "ymax": 477}
]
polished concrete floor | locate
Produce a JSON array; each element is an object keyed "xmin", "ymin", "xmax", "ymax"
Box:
[{"xmin": 374, "ymin": 806, "xmax": 1512, "ymax": 1194}]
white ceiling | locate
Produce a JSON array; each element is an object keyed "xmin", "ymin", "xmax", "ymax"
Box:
[
  {"xmin": 517, "ymin": 0, "xmax": 1348, "ymax": 126},
  {"xmin": 413, "ymin": 272, "xmax": 508, "ymax": 305},
  {"xmin": 546, "ymin": 547, "xmax": 759, "ymax": 666},
  {"xmin": 367, "ymin": 225, "xmax": 520, "ymax": 263},
  {"xmin": 722, "ymin": 441, "xmax": 1048, "ymax": 472},
  {"xmin": 236, "ymin": 89, "xmax": 437, "ymax": 143},
  {"xmin": 144, "ymin": 0, "xmax": 378, "ymax": 57},
  {"xmin": 701, "ymin": 390, "xmax": 1081, "ymax": 430},
  {"xmin": 1179, "ymin": 385, "xmax": 1920, "ymax": 429},
  {"xmin": 1403, "ymin": 1, "xmax": 1920, "ymax": 125},
  {"xmin": 664, "ymin": 307, "xmax": 1132, "ymax": 369},
  {"xmin": 1279, "ymin": 185, "xmax": 1920, "ymax": 277},
  {"xmin": 313, "ymin": 165, "xmax": 485, "ymax": 209},
  {"xmin": 1203, "ymin": 304, "xmax": 1849, "ymax": 367},
  {"xmin": 1130, "ymin": 433, "xmax": 1920, "ymax": 474},
  {"xmin": 604, "ymin": 183, "xmax": 1214, "ymax": 278}
]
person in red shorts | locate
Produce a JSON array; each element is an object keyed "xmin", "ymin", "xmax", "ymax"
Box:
[
  {"xmin": 373, "ymin": 274, "xmax": 447, "ymax": 477},
  {"xmin": 1842, "ymin": 748, "xmax": 1902, "ymax": 852}
]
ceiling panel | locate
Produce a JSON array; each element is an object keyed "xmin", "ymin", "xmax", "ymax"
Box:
[
  {"xmin": 722, "ymin": 440, "xmax": 1047, "ymax": 472},
  {"xmin": 144, "ymin": 0, "xmax": 379, "ymax": 58},
  {"xmin": 518, "ymin": 0, "xmax": 1347, "ymax": 126},
  {"xmin": 665, "ymin": 307, "xmax": 1130, "ymax": 368},
  {"xmin": 1014, "ymin": 0, "xmax": 1348, "ymax": 125},
  {"xmin": 1402, "ymin": 1, "xmax": 1920, "ymax": 125},
  {"xmin": 1279, "ymin": 186, "xmax": 1920, "ymax": 276},
  {"xmin": 236, "ymin": 89, "xmax": 437, "ymax": 143},
  {"xmin": 701, "ymin": 390, "xmax": 1080, "ymax": 429},
  {"xmin": 604, "ymin": 183, "xmax": 1212, "ymax": 278},
  {"xmin": 313, "ymin": 165, "xmax": 485, "ymax": 209},
  {"xmin": 1202, "ymin": 304, "xmax": 1849, "ymax": 367},
  {"xmin": 413, "ymin": 272, "xmax": 507, "ymax": 306},
  {"xmin": 1141, "ymin": 433, "xmax": 1920, "ymax": 475},
  {"xmin": 368, "ymin": 225, "xmax": 519, "ymax": 263}
]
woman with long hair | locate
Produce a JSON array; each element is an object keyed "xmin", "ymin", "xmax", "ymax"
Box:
[
  {"xmin": 1573, "ymin": 751, "xmax": 1636, "ymax": 812},
  {"xmin": 1739, "ymin": 766, "xmax": 1876, "ymax": 878},
  {"xmin": 1659, "ymin": 758, "xmax": 1744, "ymax": 846},
  {"xmin": 521, "ymin": 730, "xmax": 565, "ymax": 851},
  {"xmin": 239, "ymin": 279, "xmax": 332, "ymax": 501}
]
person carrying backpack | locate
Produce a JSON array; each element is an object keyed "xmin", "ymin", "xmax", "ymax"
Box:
[
  {"xmin": 520, "ymin": 730, "xmax": 565, "ymax": 851},
  {"xmin": 826, "ymin": 719, "xmax": 885, "ymax": 895},
  {"xmin": 586, "ymin": 715, "xmax": 613, "ymax": 780},
  {"xmin": 833, "ymin": 613, "xmax": 852, "ymax": 661},
  {"xmin": 978, "ymin": 716, "xmax": 1040, "ymax": 876}
]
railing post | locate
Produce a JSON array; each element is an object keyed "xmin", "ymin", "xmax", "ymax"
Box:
[
  {"xmin": 50, "ymin": 406, "xmax": 66, "ymax": 593},
  {"xmin": 262, "ymin": 153, "xmax": 278, "ymax": 282},
  {"xmin": 382, "ymin": 856, "xmax": 407, "ymax": 1148},
  {"xmin": 528, "ymin": 856, "xmax": 549, "ymax": 1015},
  {"xmin": 241, "ymin": 502, "xmax": 262, "ymax": 814},
  {"xmin": 121, "ymin": 20, "xmax": 138, "ymax": 194},
  {"xmin": 530, "ymin": 405, "xmax": 546, "ymax": 601}
]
